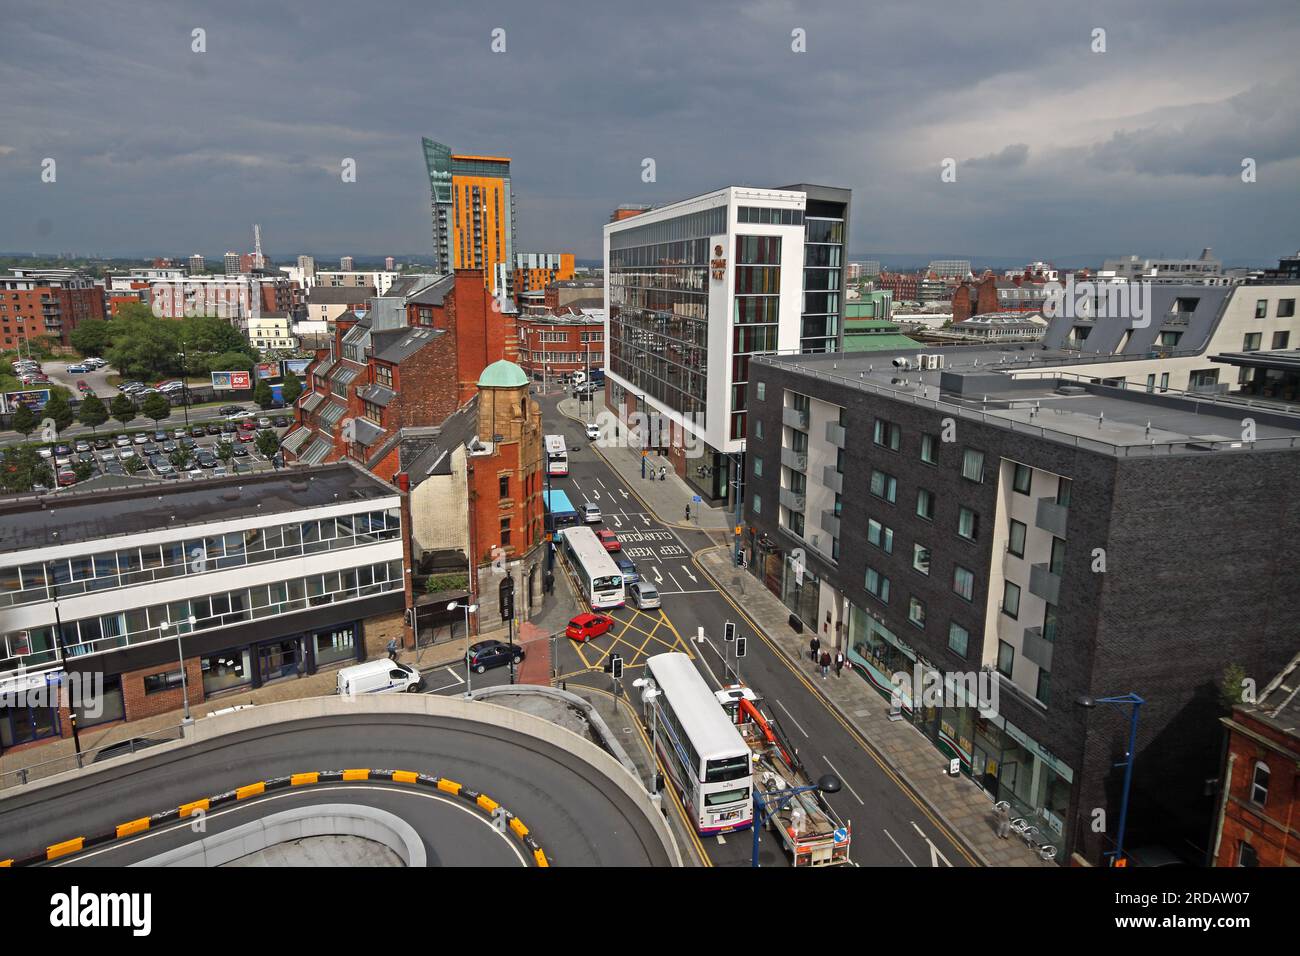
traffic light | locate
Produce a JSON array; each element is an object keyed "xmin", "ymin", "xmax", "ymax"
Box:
[
  {"xmin": 724, "ymin": 621, "xmax": 736, "ymax": 643},
  {"xmin": 610, "ymin": 655, "xmax": 624, "ymax": 680},
  {"xmin": 736, "ymin": 637, "xmax": 747, "ymax": 658}
]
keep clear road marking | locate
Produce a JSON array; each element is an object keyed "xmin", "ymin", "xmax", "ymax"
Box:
[
  {"xmin": 912, "ymin": 821, "xmax": 953, "ymax": 867},
  {"xmin": 883, "ymin": 829, "xmax": 918, "ymax": 867},
  {"xmin": 590, "ymin": 488, "xmax": 600, "ymax": 500},
  {"xmin": 822, "ymin": 757, "xmax": 864, "ymax": 805},
  {"xmin": 774, "ymin": 699, "xmax": 809, "ymax": 738}
]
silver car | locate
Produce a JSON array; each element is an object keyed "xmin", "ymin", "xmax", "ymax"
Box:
[
  {"xmin": 629, "ymin": 581, "xmax": 661, "ymax": 610},
  {"xmin": 583, "ymin": 502, "xmax": 602, "ymax": 524}
]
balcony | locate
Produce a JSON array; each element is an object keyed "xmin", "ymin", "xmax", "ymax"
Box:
[
  {"xmin": 779, "ymin": 487, "xmax": 806, "ymax": 513},
  {"xmin": 1163, "ymin": 311, "xmax": 1191, "ymax": 326},
  {"xmin": 1022, "ymin": 626, "xmax": 1054, "ymax": 670},
  {"xmin": 822, "ymin": 464, "xmax": 843, "ymax": 493},
  {"xmin": 825, "ymin": 421, "xmax": 846, "ymax": 447},
  {"xmin": 1029, "ymin": 563, "xmax": 1061, "ymax": 605},
  {"xmin": 821, "ymin": 509, "xmax": 841, "ymax": 537},
  {"xmin": 781, "ymin": 447, "xmax": 808, "ymax": 472},
  {"xmin": 1035, "ymin": 497, "xmax": 1068, "ymax": 538},
  {"xmin": 782, "ymin": 407, "xmax": 809, "ymax": 430}
]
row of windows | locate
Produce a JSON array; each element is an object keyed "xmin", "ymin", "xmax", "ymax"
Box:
[
  {"xmin": 737, "ymin": 205, "xmax": 804, "ymax": 226},
  {"xmin": 1253, "ymin": 298, "xmax": 1296, "ymax": 319},
  {"xmin": 0, "ymin": 509, "xmax": 402, "ymax": 607}
]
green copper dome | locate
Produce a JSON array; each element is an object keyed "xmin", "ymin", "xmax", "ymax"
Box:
[{"xmin": 477, "ymin": 359, "xmax": 529, "ymax": 388}]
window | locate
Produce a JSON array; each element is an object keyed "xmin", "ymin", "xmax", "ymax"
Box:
[
  {"xmin": 1012, "ymin": 463, "xmax": 1032, "ymax": 495},
  {"xmin": 1035, "ymin": 669, "xmax": 1051, "ymax": 705},
  {"xmin": 912, "ymin": 543, "xmax": 931, "ymax": 575},
  {"xmin": 920, "ymin": 433, "xmax": 938, "ymax": 464},
  {"xmin": 752, "ymin": 494, "xmax": 761, "ymax": 514},
  {"xmin": 499, "ymin": 518, "xmax": 511, "ymax": 547},
  {"xmin": 756, "ymin": 382, "xmax": 766, "ymax": 400},
  {"xmin": 1243, "ymin": 333, "xmax": 1261, "ymax": 352},
  {"xmin": 1250, "ymin": 761, "xmax": 1270, "ymax": 807},
  {"xmin": 916, "ymin": 488, "xmax": 935, "ymax": 520},
  {"xmin": 498, "ymin": 475, "xmax": 510, "ymax": 499},
  {"xmin": 1273, "ymin": 331, "xmax": 1290, "ymax": 350},
  {"xmin": 1049, "ymin": 537, "xmax": 1066, "ymax": 575},
  {"xmin": 144, "ymin": 669, "xmax": 185, "ymax": 695},
  {"xmin": 1279, "ymin": 299, "xmax": 1296, "ymax": 318},
  {"xmin": 953, "ymin": 566, "xmax": 975, "ymax": 601},
  {"xmin": 948, "ymin": 622, "xmax": 969, "ymax": 658},
  {"xmin": 1237, "ymin": 842, "xmax": 1258, "ymax": 868},
  {"xmin": 1255, "ymin": 299, "xmax": 1268, "ymax": 319},
  {"xmin": 868, "ymin": 519, "xmax": 894, "ymax": 553},
  {"xmin": 1002, "ymin": 581, "xmax": 1021, "ymax": 619},
  {"xmin": 870, "ymin": 470, "xmax": 897, "ymax": 503},
  {"xmin": 997, "ymin": 640, "xmax": 1015, "ymax": 677},
  {"xmin": 375, "ymin": 364, "xmax": 394, "ymax": 388},
  {"xmin": 753, "ymin": 456, "xmax": 763, "ymax": 477},
  {"xmin": 865, "ymin": 567, "xmax": 890, "ymax": 604},
  {"xmin": 754, "ymin": 419, "xmax": 763, "ymax": 440},
  {"xmin": 1007, "ymin": 520, "xmax": 1027, "ymax": 558},
  {"xmin": 958, "ymin": 507, "xmax": 979, "ymax": 541},
  {"xmin": 873, "ymin": 419, "xmax": 901, "ymax": 451},
  {"xmin": 1145, "ymin": 373, "xmax": 1155, "ymax": 394},
  {"xmin": 1159, "ymin": 372, "xmax": 1169, "ymax": 393},
  {"xmin": 908, "ymin": 597, "xmax": 926, "ymax": 629},
  {"xmin": 961, "ymin": 448, "xmax": 984, "ymax": 482},
  {"xmin": 1056, "ymin": 478, "xmax": 1072, "ymax": 508}
]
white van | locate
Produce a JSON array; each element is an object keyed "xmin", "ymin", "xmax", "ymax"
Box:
[{"xmin": 336, "ymin": 659, "xmax": 422, "ymax": 697}]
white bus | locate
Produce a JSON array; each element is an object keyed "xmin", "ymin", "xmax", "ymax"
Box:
[
  {"xmin": 544, "ymin": 434, "xmax": 568, "ymax": 476},
  {"xmin": 560, "ymin": 525, "xmax": 625, "ymax": 609},
  {"xmin": 646, "ymin": 652, "xmax": 754, "ymax": 835}
]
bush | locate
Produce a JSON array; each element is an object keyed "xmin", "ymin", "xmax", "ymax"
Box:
[{"xmin": 425, "ymin": 572, "xmax": 469, "ymax": 593}]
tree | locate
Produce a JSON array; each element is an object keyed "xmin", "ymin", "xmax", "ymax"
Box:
[
  {"xmin": 281, "ymin": 369, "xmax": 302, "ymax": 406},
  {"xmin": 169, "ymin": 448, "xmax": 191, "ymax": 472},
  {"xmin": 0, "ymin": 445, "xmax": 51, "ymax": 493},
  {"xmin": 140, "ymin": 392, "xmax": 171, "ymax": 425},
  {"xmin": 216, "ymin": 441, "xmax": 235, "ymax": 467},
  {"xmin": 11, "ymin": 404, "xmax": 36, "ymax": 439},
  {"xmin": 253, "ymin": 379, "xmax": 274, "ymax": 410},
  {"xmin": 70, "ymin": 318, "xmax": 114, "ymax": 357},
  {"xmin": 110, "ymin": 392, "xmax": 137, "ymax": 430},
  {"xmin": 255, "ymin": 428, "xmax": 281, "ymax": 462},
  {"xmin": 43, "ymin": 392, "xmax": 74, "ymax": 435},
  {"xmin": 73, "ymin": 458, "xmax": 96, "ymax": 483},
  {"xmin": 125, "ymin": 455, "xmax": 144, "ymax": 475},
  {"xmin": 206, "ymin": 350, "xmax": 256, "ymax": 377},
  {"xmin": 78, "ymin": 393, "xmax": 108, "ymax": 434}
]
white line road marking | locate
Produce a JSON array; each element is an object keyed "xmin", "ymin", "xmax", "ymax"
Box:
[
  {"xmin": 911, "ymin": 821, "xmax": 953, "ymax": 867},
  {"xmin": 822, "ymin": 757, "xmax": 864, "ymax": 805},
  {"xmin": 774, "ymin": 699, "xmax": 809, "ymax": 738},
  {"xmin": 590, "ymin": 488, "xmax": 600, "ymax": 500},
  {"xmin": 642, "ymin": 515, "xmax": 651, "ymax": 526},
  {"xmin": 716, "ymin": 834, "xmax": 726, "ymax": 845},
  {"xmin": 667, "ymin": 571, "xmax": 683, "ymax": 591},
  {"xmin": 597, "ymin": 477, "xmax": 607, "ymax": 489},
  {"xmin": 619, "ymin": 489, "xmax": 629, "ymax": 499},
  {"xmin": 695, "ymin": 639, "xmax": 724, "ymax": 687},
  {"xmin": 681, "ymin": 566, "xmax": 697, "ymax": 583},
  {"xmin": 695, "ymin": 626, "xmax": 705, "ymax": 643},
  {"xmin": 443, "ymin": 667, "xmax": 465, "ymax": 684},
  {"xmin": 611, "ymin": 515, "xmax": 622, "ymax": 528},
  {"xmin": 884, "ymin": 828, "xmax": 918, "ymax": 867},
  {"xmin": 653, "ymin": 566, "xmax": 663, "ymax": 583}
]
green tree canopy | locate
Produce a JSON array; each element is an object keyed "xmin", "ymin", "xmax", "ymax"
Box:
[
  {"xmin": 253, "ymin": 379, "xmax": 274, "ymax": 409},
  {"xmin": 110, "ymin": 392, "xmax": 137, "ymax": 428},
  {"xmin": 255, "ymin": 428, "xmax": 281, "ymax": 460},
  {"xmin": 281, "ymin": 369, "xmax": 302, "ymax": 406},
  {"xmin": 0, "ymin": 445, "xmax": 52, "ymax": 492},
  {"xmin": 43, "ymin": 392, "xmax": 75, "ymax": 435},
  {"xmin": 11, "ymin": 404, "xmax": 37, "ymax": 438},
  {"xmin": 78, "ymin": 393, "xmax": 108, "ymax": 433},
  {"xmin": 140, "ymin": 392, "xmax": 171, "ymax": 424},
  {"xmin": 70, "ymin": 318, "xmax": 114, "ymax": 357}
]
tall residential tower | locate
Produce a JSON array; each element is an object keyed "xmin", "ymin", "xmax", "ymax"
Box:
[{"xmin": 422, "ymin": 137, "xmax": 517, "ymax": 295}]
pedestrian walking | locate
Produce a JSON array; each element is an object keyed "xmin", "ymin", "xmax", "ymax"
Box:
[
  {"xmin": 809, "ymin": 635, "xmax": 820, "ymax": 663},
  {"xmin": 544, "ymin": 570, "xmax": 554, "ymax": 595},
  {"xmin": 995, "ymin": 802, "xmax": 1012, "ymax": 840},
  {"xmin": 386, "ymin": 637, "xmax": 399, "ymax": 661},
  {"xmin": 684, "ymin": 504, "xmax": 691, "ymax": 522},
  {"xmin": 835, "ymin": 650, "xmax": 845, "ymax": 677},
  {"xmin": 659, "ymin": 465, "xmax": 666, "ymax": 481},
  {"xmin": 819, "ymin": 650, "xmax": 831, "ymax": 679}
]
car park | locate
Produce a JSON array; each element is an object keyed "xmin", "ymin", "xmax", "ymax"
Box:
[
  {"xmin": 103, "ymin": 460, "xmax": 124, "ymax": 475},
  {"xmin": 615, "ymin": 556, "xmax": 639, "ymax": 584},
  {"xmin": 173, "ymin": 428, "xmax": 186, "ymax": 439},
  {"xmin": 583, "ymin": 502, "xmax": 602, "ymax": 523},
  {"xmin": 119, "ymin": 382, "xmax": 144, "ymax": 393},
  {"xmin": 220, "ymin": 421, "xmax": 236, "ymax": 433},
  {"xmin": 186, "ymin": 468, "xmax": 204, "ymax": 480},
  {"xmin": 190, "ymin": 425, "xmax": 205, "ymax": 438},
  {"xmin": 195, "ymin": 451, "xmax": 217, "ymax": 469},
  {"xmin": 273, "ymin": 416, "xmax": 289, "ymax": 428},
  {"xmin": 628, "ymin": 581, "xmax": 661, "ymax": 610},
  {"xmin": 160, "ymin": 440, "xmax": 177, "ymax": 453},
  {"xmin": 54, "ymin": 443, "xmax": 71, "ymax": 456},
  {"xmin": 565, "ymin": 613, "xmax": 614, "ymax": 643},
  {"xmin": 154, "ymin": 461, "xmax": 174, "ymax": 475},
  {"xmin": 77, "ymin": 452, "xmax": 95, "ymax": 465},
  {"xmin": 66, "ymin": 364, "xmax": 88, "ymax": 374},
  {"xmin": 37, "ymin": 447, "xmax": 53, "ymax": 459},
  {"xmin": 212, "ymin": 466, "xmax": 228, "ymax": 478},
  {"xmin": 152, "ymin": 430, "xmax": 168, "ymax": 442},
  {"xmin": 118, "ymin": 448, "xmax": 135, "ymax": 461},
  {"xmin": 56, "ymin": 470, "xmax": 77, "ymax": 487},
  {"xmin": 180, "ymin": 436, "xmax": 197, "ymax": 449},
  {"xmin": 597, "ymin": 529, "xmax": 621, "ymax": 552},
  {"xmin": 466, "ymin": 639, "xmax": 524, "ymax": 674},
  {"xmin": 231, "ymin": 443, "xmax": 249, "ymax": 457}
]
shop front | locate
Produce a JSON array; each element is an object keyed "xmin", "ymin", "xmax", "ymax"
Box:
[{"xmin": 200, "ymin": 621, "xmax": 363, "ymax": 697}]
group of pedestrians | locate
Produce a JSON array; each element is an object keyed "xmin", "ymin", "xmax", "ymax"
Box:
[{"xmin": 807, "ymin": 635, "xmax": 845, "ymax": 680}]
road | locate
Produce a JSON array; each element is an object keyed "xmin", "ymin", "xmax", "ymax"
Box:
[
  {"xmin": 0, "ymin": 713, "xmax": 672, "ymax": 867},
  {"xmin": 538, "ymin": 392, "xmax": 973, "ymax": 869}
]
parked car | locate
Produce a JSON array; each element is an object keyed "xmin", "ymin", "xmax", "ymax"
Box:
[
  {"xmin": 231, "ymin": 443, "xmax": 249, "ymax": 457},
  {"xmin": 133, "ymin": 433, "xmax": 149, "ymax": 445},
  {"xmin": 180, "ymin": 436, "xmax": 197, "ymax": 449},
  {"xmin": 76, "ymin": 380, "xmax": 92, "ymax": 393},
  {"xmin": 218, "ymin": 404, "xmax": 245, "ymax": 416},
  {"xmin": 565, "ymin": 612, "xmax": 613, "ymax": 643},
  {"xmin": 190, "ymin": 425, "xmax": 205, "ymax": 438},
  {"xmin": 115, "ymin": 434, "xmax": 131, "ymax": 447},
  {"xmin": 56, "ymin": 469, "xmax": 77, "ymax": 487},
  {"xmin": 466, "ymin": 639, "xmax": 524, "ymax": 674},
  {"xmin": 628, "ymin": 581, "xmax": 662, "ymax": 610},
  {"xmin": 53, "ymin": 443, "xmax": 71, "ymax": 456},
  {"xmin": 615, "ymin": 556, "xmax": 639, "ymax": 584},
  {"xmin": 205, "ymin": 422, "xmax": 223, "ymax": 435},
  {"xmin": 151, "ymin": 430, "xmax": 167, "ymax": 442},
  {"xmin": 103, "ymin": 460, "xmax": 124, "ymax": 476},
  {"xmin": 257, "ymin": 417, "xmax": 271, "ymax": 429},
  {"xmin": 37, "ymin": 447, "xmax": 53, "ymax": 459},
  {"xmin": 93, "ymin": 437, "xmax": 111, "ymax": 450},
  {"xmin": 118, "ymin": 448, "xmax": 135, "ymax": 461},
  {"xmin": 195, "ymin": 452, "xmax": 217, "ymax": 469},
  {"xmin": 583, "ymin": 502, "xmax": 602, "ymax": 523},
  {"xmin": 76, "ymin": 452, "xmax": 95, "ymax": 465},
  {"xmin": 597, "ymin": 529, "xmax": 621, "ymax": 552},
  {"xmin": 173, "ymin": 428, "xmax": 187, "ymax": 439},
  {"xmin": 65, "ymin": 364, "xmax": 89, "ymax": 374},
  {"xmin": 220, "ymin": 421, "xmax": 237, "ymax": 433},
  {"xmin": 272, "ymin": 416, "xmax": 289, "ymax": 428},
  {"xmin": 336, "ymin": 659, "xmax": 421, "ymax": 696},
  {"xmin": 154, "ymin": 461, "xmax": 175, "ymax": 475},
  {"xmin": 74, "ymin": 440, "xmax": 90, "ymax": 453},
  {"xmin": 585, "ymin": 422, "xmax": 601, "ymax": 440}
]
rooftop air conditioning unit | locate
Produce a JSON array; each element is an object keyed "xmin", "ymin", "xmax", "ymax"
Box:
[
  {"xmin": 919, "ymin": 353, "xmax": 945, "ymax": 370},
  {"xmin": 892, "ymin": 357, "xmax": 913, "ymax": 371}
]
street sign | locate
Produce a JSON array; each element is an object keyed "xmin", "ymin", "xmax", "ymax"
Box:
[
  {"xmin": 692, "ymin": 495, "xmax": 701, "ymax": 503},
  {"xmin": 723, "ymin": 621, "xmax": 736, "ymax": 643},
  {"xmin": 948, "ymin": 757, "xmax": 961, "ymax": 776},
  {"xmin": 834, "ymin": 827, "xmax": 848, "ymax": 844}
]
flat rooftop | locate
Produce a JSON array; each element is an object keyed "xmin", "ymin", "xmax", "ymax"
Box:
[
  {"xmin": 758, "ymin": 348, "xmax": 1300, "ymax": 456},
  {"xmin": 0, "ymin": 463, "xmax": 400, "ymax": 556}
]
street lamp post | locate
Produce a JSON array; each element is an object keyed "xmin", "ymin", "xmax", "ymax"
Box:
[
  {"xmin": 177, "ymin": 339, "xmax": 190, "ymax": 428},
  {"xmin": 448, "ymin": 600, "xmax": 478, "ymax": 698},
  {"xmin": 1077, "ymin": 692, "xmax": 1146, "ymax": 866},
  {"xmin": 751, "ymin": 774, "xmax": 841, "ymax": 867},
  {"xmin": 167, "ymin": 615, "xmax": 199, "ymax": 723},
  {"xmin": 632, "ymin": 678, "xmax": 662, "ymax": 795}
]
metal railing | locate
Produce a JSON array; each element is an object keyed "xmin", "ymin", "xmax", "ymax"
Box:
[{"xmin": 1, "ymin": 725, "xmax": 185, "ymax": 791}]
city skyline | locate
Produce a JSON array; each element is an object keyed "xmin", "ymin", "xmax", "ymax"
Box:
[{"xmin": 0, "ymin": 0, "xmax": 1296, "ymax": 262}]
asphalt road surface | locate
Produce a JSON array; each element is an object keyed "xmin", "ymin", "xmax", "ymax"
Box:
[
  {"xmin": 0, "ymin": 713, "xmax": 672, "ymax": 867},
  {"xmin": 539, "ymin": 392, "xmax": 974, "ymax": 869}
]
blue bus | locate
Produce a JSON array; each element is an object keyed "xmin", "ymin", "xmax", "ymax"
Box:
[{"xmin": 544, "ymin": 489, "xmax": 579, "ymax": 531}]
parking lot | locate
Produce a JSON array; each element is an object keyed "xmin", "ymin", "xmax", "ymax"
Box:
[{"xmin": 39, "ymin": 407, "xmax": 293, "ymax": 488}]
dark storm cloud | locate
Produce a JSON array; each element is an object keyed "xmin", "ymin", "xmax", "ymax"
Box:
[{"xmin": 0, "ymin": 0, "xmax": 1296, "ymax": 263}]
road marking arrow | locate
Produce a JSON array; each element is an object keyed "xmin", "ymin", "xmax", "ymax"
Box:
[
  {"xmin": 642, "ymin": 514, "xmax": 651, "ymax": 526},
  {"xmin": 653, "ymin": 566, "xmax": 663, "ymax": 583},
  {"xmin": 612, "ymin": 514, "xmax": 622, "ymax": 528},
  {"xmin": 619, "ymin": 489, "xmax": 628, "ymax": 499},
  {"xmin": 681, "ymin": 566, "xmax": 697, "ymax": 583},
  {"xmin": 590, "ymin": 488, "xmax": 600, "ymax": 500}
]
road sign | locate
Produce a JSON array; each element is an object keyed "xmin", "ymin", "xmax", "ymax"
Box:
[
  {"xmin": 692, "ymin": 495, "xmax": 701, "ymax": 503},
  {"xmin": 834, "ymin": 827, "xmax": 848, "ymax": 844},
  {"xmin": 724, "ymin": 621, "xmax": 736, "ymax": 643}
]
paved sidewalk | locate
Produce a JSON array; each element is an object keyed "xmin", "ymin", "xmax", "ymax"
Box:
[
  {"xmin": 557, "ymin": 397, "xmax": 732, "ymax": 531},
  {"xmin": 695, "ymin": 547, "xmax": 1057, "ymax": 868}
]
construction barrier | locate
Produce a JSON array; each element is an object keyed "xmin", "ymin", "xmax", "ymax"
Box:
[{"xmin": 0, "ymin": 768, "xmax": 548, "ymax": 868}]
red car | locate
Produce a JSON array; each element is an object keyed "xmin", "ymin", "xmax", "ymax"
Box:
[
  {"xmin": 566, "ymin": 612, "xmax": 613, "ymax": 643},
  {"xmin": 597, "ymin": 529, "xmax": 621, "ymax": 552}
]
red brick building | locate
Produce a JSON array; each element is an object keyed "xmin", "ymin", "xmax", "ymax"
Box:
[
  {"xmin": 876, "ymin": 271, "xmax": 920, "ymax": 302},
  {"xmin": 0, "ymin": 269, "xmax": 105, "ymax": 349},
  {"xmin": 1212, "ymin": 651, "xmax": 1300, "ymax": 867},
  {"xmin": 516, "ymin": 310, "xmax": 604, "ymax": 382}
]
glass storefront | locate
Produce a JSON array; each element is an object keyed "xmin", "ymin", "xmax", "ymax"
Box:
[
  {"xmin": 779, "ymin": 556, "xmax": 820, "ymax": 630},
  {"xmin": 314, "ymin": 626, "xmax": 356, "ymax": 666},
  {"xmin": 201, "ymin": 648, "xmax": 252, "ymax": 695},
  {"xmin": 258, "ymin": 639, "xmax": 302, "ymax": 683}
]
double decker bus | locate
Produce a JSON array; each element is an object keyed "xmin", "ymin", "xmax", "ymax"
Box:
[
  {"xmin": 560, "ymin": 525, "xmax": 624, "ymax": 609},
  {"xmin": 544, "ymin": 434, "xmax": 568, "ymax": 476},
  {"xmin": 646, "ymin": 652, "xmax": 754, "ymax": 835}
]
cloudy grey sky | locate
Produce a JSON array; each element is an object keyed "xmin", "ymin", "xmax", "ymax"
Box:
[{"xmin": 1, "ymin": 0, "xmax": 1297, "ymax": 265}]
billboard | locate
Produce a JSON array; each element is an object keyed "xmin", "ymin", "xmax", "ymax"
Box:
[
  {"xmin": 256, "ymin": 362, "xmax": 279, "ymax": 380},
  {"xmin": 211, "ymin": 371, "xmax": 252, "ymax": 390},
  {"xmin": 282, "ymin": 358, "xmax": 312, "ymax": 377},
  {"xmin": 4, "ymin": 389, "xmax": 51, "ymax": 413}
]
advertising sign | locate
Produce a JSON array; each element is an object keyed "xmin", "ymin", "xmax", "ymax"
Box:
[
  {"xmin": 282, "ymin": 358, "xmax": 312, "ymax": 377},
  {"xmin": 4, "ymin": 389, "xmax": 51, "ymax": 413},
  {"xmin": 211, "ymin": 371, "xmax": 252, "ymax": 390},
  {"xmin": 256, "ymin": 362, "xmax": 278, "ymax": 380}
]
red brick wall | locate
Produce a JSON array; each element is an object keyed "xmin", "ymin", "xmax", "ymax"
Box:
[
  {"xmin": 1214, "ymin": 716, "xmax": 1300, "ymax": 867},
  {"xmin": 120, "ymin": 658, "xmax": 206, "ymax": 722}
]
